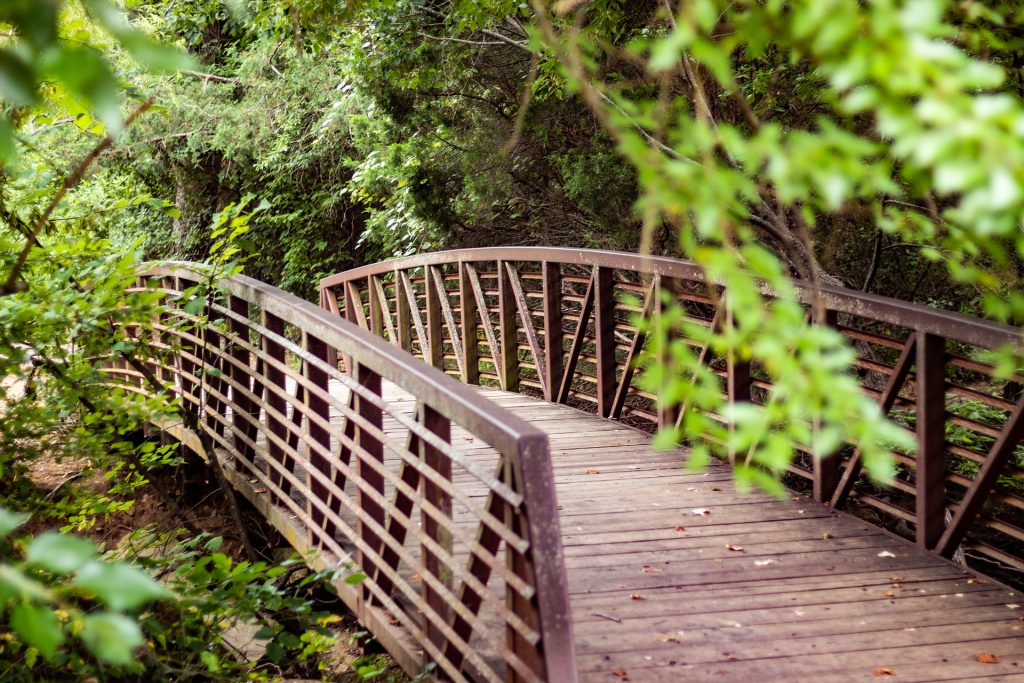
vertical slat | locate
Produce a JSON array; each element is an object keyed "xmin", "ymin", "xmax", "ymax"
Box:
[
  {"xmin": 725, "ymin": 306, "xmax": 751, "ymax": 465},
  {"xmin": 263, "ymin": 311, "xmax": 292, "ymax": 502},
  {"xmin": 376, "ymin": 428, "xmax": 423, "ymax": 596},
  {"xmin": 229, "ymin": 295, "xmax": 257, "ymax": 468},
  {"xmin": 354, "ymin": 363, "xmax": 385, "ymax": 602},
  {"xmin": 460, "ymin": 262, "xmax": 480, "ymax": 385},
  {"xmin": 656, "ymin": 277, "xmax": 681, "ymax": 430},
  {"xmin": 497, "ymin": 260, "xmax": 520, "ymax": 392},
  {"xmin": 594, "ymin": 267, "xmax": 617, "ymax": 418},
  {"xmin": 542, "ymin": 262, "xmax": 563, "ymax": 403},
  {"xmin": 394, "ymin": 269, "xmax": 412, "ymax": 351},
  {"xmin": 916, "ymin": 331, "xmax": 947, "ymax": 550},
  {"xmin": 425, "ymin": 267, "xmax": 444, "ymax": 369},
  {"xmin": 305, "ymin": 333, "xmax": 331, "ymax": 535},
  {"xmin": 368, "ymin": 276, "xmax": 384, "ymax": 337},
  {"xmin": 420, "ymin": 405, "xmax": 453, "ymax": 651},
  {"xmin": 813, "ymin": 309, "xmax": 842, "ymax": 503}
]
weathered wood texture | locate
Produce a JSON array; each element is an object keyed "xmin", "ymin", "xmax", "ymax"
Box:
[{"xmin": 321, "ymin": 247, "xmax": 1024, "ymax": 576}]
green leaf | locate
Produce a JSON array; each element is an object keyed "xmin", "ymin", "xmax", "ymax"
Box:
[
  {"xmin": 26, "ymin": 532, "xmax": 96, "ymax": 574},
  {"xmin": 344, "ymin": 572, "xmax": 367, "ymax": 585},
  {"xmin": 0, "ymin": 565, "xmax": 51, "ymax": 603},
  {"xmin": 203, "ymin": 536, "xmax": 223, "ymax": 552},
  {"xmin": 80, "ymin": 612, "xmax": 142, "ymax": 665},
  {"xmin": 75, "ymin": 561, "xmax": 170, "ymax": 611},
  {"xmin": 0, "ymin": 507, "xmax": 29, "ymax": 539},
  {"xmin": 0, "ymin": 49, "xmax": 37, "ymax": 106},
  {"xmin": 10, "ymin": 603, "xmax": 64, "ymax": 659}
]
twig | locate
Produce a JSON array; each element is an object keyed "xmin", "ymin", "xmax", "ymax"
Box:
[{"xmin": 1, "ymin": 98, "xmax": 155, "ymax": 296}]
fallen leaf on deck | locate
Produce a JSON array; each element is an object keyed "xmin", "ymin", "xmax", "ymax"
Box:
[
  {"xmin": 884, "ymin": 591, "xmax": 895, "ymax": 598},
  {"xmin": 976, "ymin": 653, "xmax": 999, "ymax": 664},
  {"xmin": 253, "ymin": 487, "xmax": 267, "ymax": 494},
  {"xmin": 754, "ymin": 559, "xmax": 776, "ymax": 566},
  {"xmin": 1008, "ymin": 604, "xmax": 1020, "ymax": 609},
  {"xmin": 654, "ymin": 633, "xmax": 681, "ymax": 643},
  {"xmin": 631, "ymin": 593, "xmax": 646, "ymax": 600},
  {"xmin": 674, "ymin": 526, "xmax": 686, "ymax": 532},
  {"xmin": 586, "ymin": 469, "xmax": 600, "ymax": 474},
  {"xmin": 612, "ymin": 670, "xmax": 629, "ymax": 678},
  {"xmin": 692, "ymin": 508, "xmax": 711, "ymax": 516},
  {"xmin": 967, "ymin": 577, "xmax": 983, "ymax": 584},
  {"xmin": 877, "ymin": 551, "xmax": 896, "ymax": 558},
  {"xmin": 725, "ymin": 544, "xmax": 744, "ymax": 552},
  {"xmin": 873, "ymin": 668, "xmax": 896, "ymax": 677},
  {"xmin": 641, "ymin": 565, "xmax": 663, "ymax": 574}
]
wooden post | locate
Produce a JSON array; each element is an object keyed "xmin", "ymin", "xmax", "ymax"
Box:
[
  {"xmin": 228, "ymin": 296, "xmax": 256, "ymax": 468},
  {"xmin": 354, "ymin": 363, "xmax": 385, "ymax": 603},
  {"xmin": 305, "ymin": 333, "xmax": 331, "ymax": 536},
  {"xmin": 725, "ymin": 305, "xmax": 751, "ymax": 465},
  {"xmin": 594, "ymin": 266, "xmax": 617, "ymax": 418},
  {"xmin": 655, "ymin": 277, "xmax": 681, "ymax": 430},
  {"xmin": 814, "ymin": 309, "xmax": 842, "ymax": 503},
  {"xmin": 916, "ymin": 331, "xmax": 946, "ymax": 550},
  {"xmin": 368, "ymin": 276, "xmax": 384, "ymax": 337},
  {"xmin": 460, "ymin": 262, "xmax": 480, "ymax": 385},
  {"xmin": 395, "ymin": 269, "xmax": 412, "ymax": 352},
  {"xmin": 263, "ymin": 311, "xmax": 291, "ymax": 502},
  {"xmin": 425, "ymin": 268, "xmax": 444, "ymax": 369},
  {"xmin": 498, "ymin": 260, "xmax": 520, "ymax": 392},
  {"xmin": 542, "ymin": 262, "xmax": 563, "ymax": 403},
  {"xmin": 420, "ymin": 405, "xmax": 453, "ymax": 651}
]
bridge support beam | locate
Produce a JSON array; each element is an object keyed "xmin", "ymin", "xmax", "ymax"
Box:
[{"xmin": 915, "ymin": 331, "xmax": 947, "ymax": 550}]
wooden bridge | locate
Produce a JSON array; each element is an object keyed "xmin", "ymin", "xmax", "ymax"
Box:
[{"xmin": 107, "ymin": 247, "xmax": 1024, "ymax": 681}]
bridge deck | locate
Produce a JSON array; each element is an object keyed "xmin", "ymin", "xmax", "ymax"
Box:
[{"xmin": 291, "ymin": 384, "xmax": 1024, "ymax": 681}]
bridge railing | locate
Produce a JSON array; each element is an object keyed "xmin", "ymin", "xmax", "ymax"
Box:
[
  {"xmin": 103, "ymin": 264, "xmax": 576, "ymax": 683},
  {"xmin": 321, "ymin": 247, "xmax": 1024, "ymax": 572}
]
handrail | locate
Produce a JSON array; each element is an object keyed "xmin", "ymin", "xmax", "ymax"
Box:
[
  {"xmin": 321, "ymin": 247, "xmax": 1024, "ymax": 575},
  {"xmin": 104, "ymin": 263, "xmax": 578, "ymax": 683}
]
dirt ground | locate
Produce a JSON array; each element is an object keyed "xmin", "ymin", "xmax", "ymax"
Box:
[{"xmin": 22, "ymin": 448, "xmax": 409, "ymax": 682}]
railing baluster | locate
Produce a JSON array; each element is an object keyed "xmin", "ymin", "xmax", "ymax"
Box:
[
  {"xmin": 368, "ymin": 276, "xmax": 385, "ymax": 337},
  {"xmin": 354, "ymin": 363, "xmax": 385, "ymax": 603},
  {"xmin": 425, "ymin": 267, "xmax": 444, "ymax": 369},
  {"xmin": 263, "ymin": 311, "xmax": 292, "ymax": 503},
  {"xmin": 542, "ymin": 262, "xmax": 563, "ymax": 403},
  {"xmin": 594, "ymin": 267, "xmax": 617, "ymax": 418},
  {"xmin": 725, "ymin": 305, "xmax": 751, "ymax": 465},
  {"xmin": 460, "ymin": 262, "xmax": 480, "ymax": 385},
  {"xmin": 305, "ymin": 333, "xmax": 331, "ymax": 538},
  {"xmin": 420, "ymin": 405, "xmax": 453, "ymax": 651},
  {"xmin": 813, "ymin": 309, "xmax": 842, "ymax": 503},
  {"xmin": 916, "ymin": 331, "xmax": 947, "ymax": 549},
  {"xmin": 498, "ymin": 260, "xmax": 520, "ymax": 392},
  {"xmin": 395, "ymin": 268, "xmax": 413, "ymax": 352}
]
